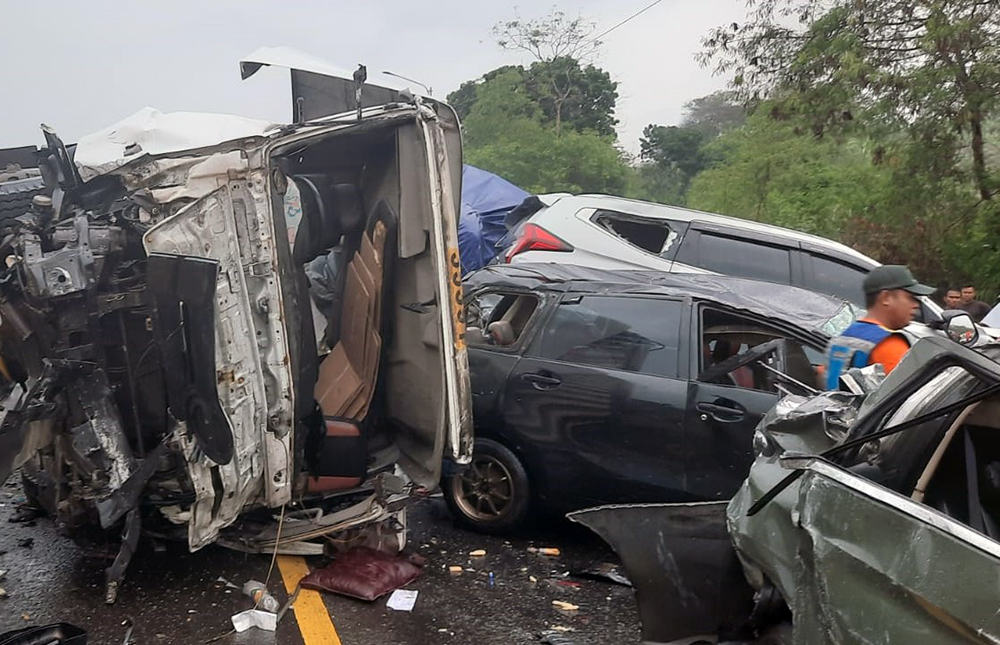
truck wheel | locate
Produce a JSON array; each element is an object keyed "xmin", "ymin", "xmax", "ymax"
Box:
[{"xmin": 444, "ymin": 438, "xmax": 530, "ymax": 533}]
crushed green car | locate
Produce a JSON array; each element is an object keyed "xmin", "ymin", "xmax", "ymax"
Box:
[{"xmin": 573, "ymin": 333, "xmax": 1000, "ymax": 644}]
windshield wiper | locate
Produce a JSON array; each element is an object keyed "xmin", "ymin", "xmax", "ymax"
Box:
[{"xmin": 747, "ymin": 379, "xmax": 1000, "ymax": 516}]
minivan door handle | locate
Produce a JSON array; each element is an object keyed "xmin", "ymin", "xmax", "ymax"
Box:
[
  {"xmin": 697, "ymin": 401, "xmax": 746, "ymax": 423},
  {"xmin": 521, "ymin": 372, "xmax": 562, "ymax": 390}
]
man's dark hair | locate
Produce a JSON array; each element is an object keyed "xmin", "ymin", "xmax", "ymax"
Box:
[
  {"xmin": 865, "ymin": 291, "xmax": 878, "ymax": 308},
  {"xmin": 948, "ymin": 286, "xmax": 962, "ymax": 294},
  {"xmin": 963, "ymin": 283, "xmax": 975, "ymax": 290}
]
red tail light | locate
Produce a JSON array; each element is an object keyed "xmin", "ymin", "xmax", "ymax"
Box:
[{"xmin": 505, "ymin": 223, "xmax": 574, "ymax": 262}]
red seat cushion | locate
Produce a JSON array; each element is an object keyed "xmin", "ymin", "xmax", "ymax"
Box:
[{"xmin": 299, "ymin": 547, "xmax": 423, "ymax": 602}]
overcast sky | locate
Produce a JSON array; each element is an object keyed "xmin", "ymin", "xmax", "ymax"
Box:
[{"xmin": 0, "ymin": 0, "xmax": 747, "ymax": 153}]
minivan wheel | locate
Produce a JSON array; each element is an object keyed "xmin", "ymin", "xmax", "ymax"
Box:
[{"xmin": 444, "ymin": 438, "xmax": 530, "ymax": 533}]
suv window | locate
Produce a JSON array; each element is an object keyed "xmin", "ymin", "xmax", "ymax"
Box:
[
  {"xmin": 808, "ymin": 254, "xmax": 865, "ymax": 305},
  {"xmin": 677, "ymin": 232, "xmax": 792, "ymax": 285},
  {"xmin": 465, "ymin": 292, "xmax": 539, "ymax": 347},
  {"xmin": 592, "ymin": 210, "xmax": 679, "ymax": 257},
  {"xmin": 530, "ymin": 295, "xmax": 683, "ymax": 377}
]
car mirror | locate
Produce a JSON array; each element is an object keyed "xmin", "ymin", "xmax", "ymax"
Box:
[
  {"xmin": 945, "ymin": 313, "xmax": 978, "ymax": 345},
  {"xmin": 464, "ymin": 326, "xmax": 489, "ymax": 344}
]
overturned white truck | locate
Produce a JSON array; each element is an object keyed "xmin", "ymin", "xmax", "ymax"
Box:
[{"xmin": 0, "ymin": 53, "xmax": 472, "ymax": 602}]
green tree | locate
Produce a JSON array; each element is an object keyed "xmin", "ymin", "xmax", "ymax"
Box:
[
  {"xmin": 448, "ymin": 60, "xmax": 619, "ymax": 138},
  {"xmin": 524, "ymin": 58, "xmax": 619, "ymax": 137},
  {"xmin": 680, "ymin": 91, "xmax": 746, "ymax": 139},
  {"xmin": 640, "ymin": 126, "xmax": 709, "ymax": 175},
  {"xmin": 458, "ymin": 66, "xmax": 629, "ymax": 194},
  {"xmin": 686, "ymin": 108, "xmax": 969, "ymax": 283},
  {"xmin": 699, "ymin": 0, "xmax": 1000, "ymax": 203},
  {"xmin": 447, "ymin": 65, "xmax": 524, "ymax": 122},
  {"xmin": 492, "ymin": 9, "xmax": 618, "ymax": 135}
]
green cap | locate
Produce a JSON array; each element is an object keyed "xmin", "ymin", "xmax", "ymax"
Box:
[{"xmin": 863, "ymin": 265, "xmax": 935, "ymax": 296}]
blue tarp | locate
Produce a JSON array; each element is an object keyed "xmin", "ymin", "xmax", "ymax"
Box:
[{"xmin": 458, "ymin": 165, "xmax": 528, "ymax": 274}]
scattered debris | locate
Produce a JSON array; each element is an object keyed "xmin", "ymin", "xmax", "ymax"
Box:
[
  {"xmin": 243, "ymin": 580, "xmax": 280, "ymax": 613},
  {"xmin": 215, "ymin": 576, "xmax": 238, "ymax": 590},
  {"xmin": 540, "ymin": 629, "xmax": 579, "ymax": 644},
  {"xmin": 231, "ymin": 609, "xmax": 277, "ymax": 633},
  {"xmin": 121, "ymin": 618, "xmax": 134, "ymax": 645},
  {"xmin": 0, "ymin": 588, "xmax": 7, "ymax": 599},
  {"xmin": 571, "ymin": 562, "xmax": 632, "ymax": 587},
  {"xmin": 469, "ymin": 549, "xmax": 486, "ymax": 557},
  {"xmin": 386, "ymin": 588, "xmax": 419, "ymax": 612},
  {"xmin": 0, "ymin": 570, "xmax": 7, "ymax": 581},
  {"xmin": 8, "ymin": 504, "xmax": 42, "ymax": 524},
  {"xmin": 527, "ymin": 547, "xmax": 560, "ymax": 556},
  {"xmin": 488, "ymin": 572, "xmax": 495, "ymax": 588},
  {"xmin": 551, "ymin": 601, "xmax": 579, "ymax": 612},
  {"xmin": 448, "ymin": 565, "xmax": 463, "ymax": 574},
  {"xmin": 550, "ymin": 626, "xmax": 575, "ymax": 632},
  {"xmin": 530, "ymin": 575, "xmax": 538, "ymax": 583},
  {"xmin": 16, "ymin": 538, "xmax": 32, "ymax": 549},
  {"xmin": 554, "ymin": 581, "xmax": 581, "ymax": 590}
]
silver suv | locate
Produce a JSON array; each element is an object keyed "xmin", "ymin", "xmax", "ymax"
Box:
[{"xmin": 500, "ymin": 194, "xmax": 943, "ymax": 321}]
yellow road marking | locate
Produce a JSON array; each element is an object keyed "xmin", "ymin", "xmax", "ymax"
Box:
[{"xmin": 277, "ymin": 555, "xmax": 342, "ymax": 645}]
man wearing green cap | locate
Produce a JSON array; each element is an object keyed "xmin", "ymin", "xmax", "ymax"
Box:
[{"xmin": 824, "ymin": 265, "xmax": 934, "ymax": 389}]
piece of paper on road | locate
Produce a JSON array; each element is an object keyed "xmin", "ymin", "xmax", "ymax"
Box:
[
  {"xmin": 231, "ymin": 609, "xmax": 277, "ymax": 632},
  {"xmin": 386, "ymin": 588, "xmax": 418, "ymax": 611}
]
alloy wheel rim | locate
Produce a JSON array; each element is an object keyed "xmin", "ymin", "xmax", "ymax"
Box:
[{"xmin": 451, "ymin": 454, "xmax": 515, "ymax": 522}]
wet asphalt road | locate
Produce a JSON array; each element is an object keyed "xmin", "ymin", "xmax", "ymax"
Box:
[{"xmin": 0, "ymin": 479, "xmax": 640, "ymax": 644}]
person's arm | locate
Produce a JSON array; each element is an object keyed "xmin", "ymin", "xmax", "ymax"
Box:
[{"xmin": 868, "ymin": 335, "xmax": 910, "ymax": 374}]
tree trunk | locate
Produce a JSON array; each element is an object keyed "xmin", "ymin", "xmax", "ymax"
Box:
[{"xmin": 969, "ymin": 106, "xmax": 991, "ymax": 201}]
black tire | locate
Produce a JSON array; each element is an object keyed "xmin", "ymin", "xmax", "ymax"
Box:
[{"xmin": 443, "ymin": 438, "xmax": 531, "ymax": 533}]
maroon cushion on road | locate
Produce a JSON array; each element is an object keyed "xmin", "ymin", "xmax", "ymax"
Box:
[{"xmin": 300, "ymin": 547, "xmax": 423, "ymax": 601}]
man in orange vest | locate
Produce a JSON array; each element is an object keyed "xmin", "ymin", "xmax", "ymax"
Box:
[{"xmin": 825, "ymin": 265, "xmax": 933, "ymax": 389}]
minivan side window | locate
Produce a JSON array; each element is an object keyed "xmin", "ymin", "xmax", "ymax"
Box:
[
  {"xmin": 676, "ymin": 232, "xmax": 792, "ymax": 285},
  {"xmin": 809, "ymin": 254, "xmax": 865, "ymax": 306},
  {"xmin": 529, "ymin": 295, "xmax": 683, "ymax": 377}
]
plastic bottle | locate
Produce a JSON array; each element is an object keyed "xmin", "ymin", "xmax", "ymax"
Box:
[{"xmin": 242, "ymin": 580, "xmax": 280, "ymax": 613}]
